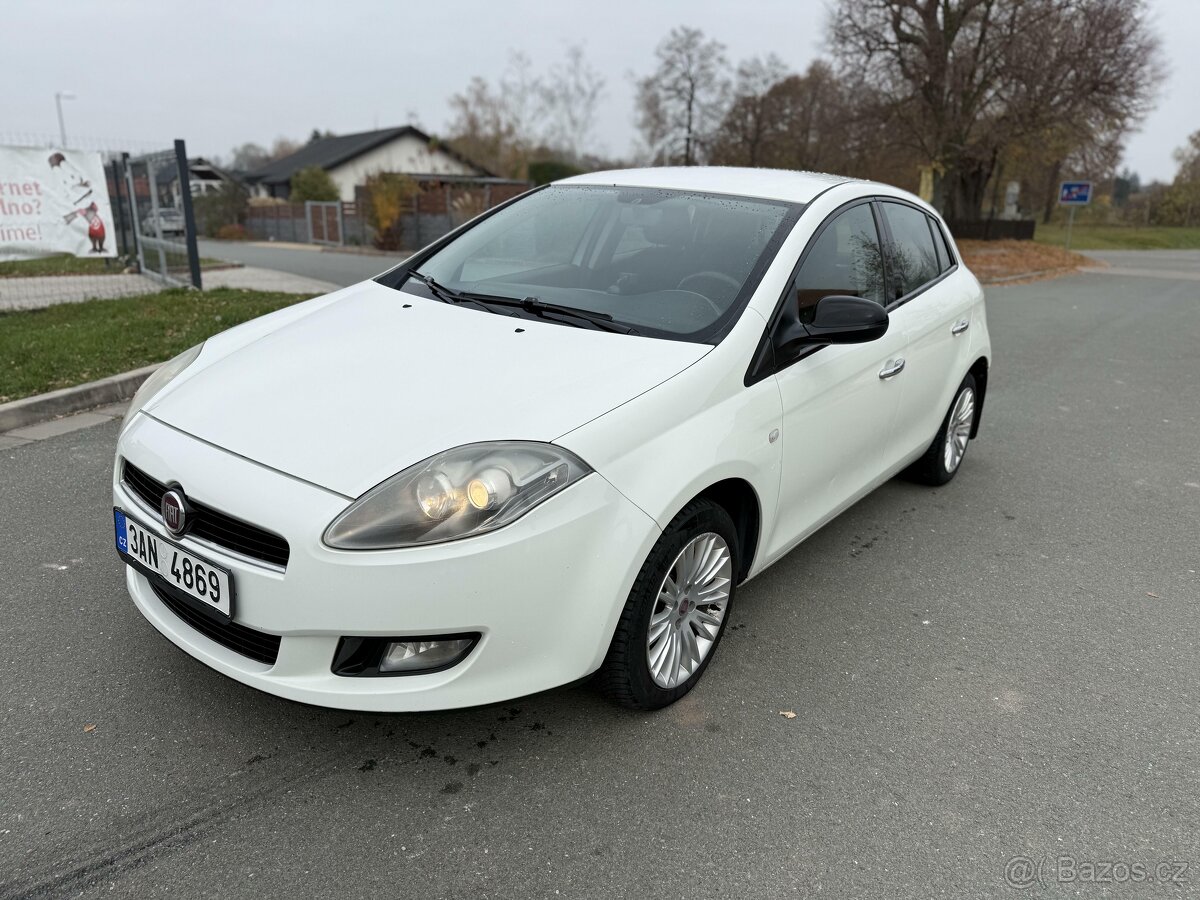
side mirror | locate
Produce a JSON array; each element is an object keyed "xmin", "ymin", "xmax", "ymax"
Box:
[{"xmin": 774, "ymin": 295, "xmax": 889, "ymax": 359}]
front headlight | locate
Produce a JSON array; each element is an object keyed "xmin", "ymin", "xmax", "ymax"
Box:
[
  {"xmin": 121, "ymin": 343, "xmax": 204, "ymax": 432},
  {"xmin": 324, "ymin": 442, "xmax": 591, "ymax": 550}
]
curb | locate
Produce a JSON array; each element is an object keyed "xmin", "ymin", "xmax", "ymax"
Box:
[
  {"xmin": 321, "ymin": 245, "xmax": 408, "ymax": 258},
  {"xmin": 978, "ymin": 265, "xmax": 1081, "ymax": 285},
  {"xmin": 0, "ymin": 364, "xmax": 158, "ymax": 433}
]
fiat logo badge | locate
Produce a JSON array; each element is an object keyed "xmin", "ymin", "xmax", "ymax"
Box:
[{"xmin": 161, "ymin": 488, "xmax": 189, "ymax": 537}]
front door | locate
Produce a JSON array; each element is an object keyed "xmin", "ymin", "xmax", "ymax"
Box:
[{"xmin": 765, "ymin": 202, "xmax": 908, "ymax": 562}]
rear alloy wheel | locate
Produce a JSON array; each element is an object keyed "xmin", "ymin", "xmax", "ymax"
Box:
[
  {"xmin": 907, "ymin": 373, "xmax": 978, "ymax": 486},
  {"xmin": 599, "ymin": 499, "xmax": 738, "ymax": 709}
]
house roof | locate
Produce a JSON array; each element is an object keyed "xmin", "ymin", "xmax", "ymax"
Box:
[
  {"xmin": 245, "ymin": 126, "xmax": 492, "ymax": 185},
  {"xmin": 155, "ymin": 157, "xmax": 236, "ymax": 186}
]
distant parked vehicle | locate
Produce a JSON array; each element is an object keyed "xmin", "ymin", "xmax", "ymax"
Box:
[{"xmin": 142, "ymin": 209, "xmax": 185, "ymax": 238}]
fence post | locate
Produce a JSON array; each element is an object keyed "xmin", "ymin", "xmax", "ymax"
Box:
[
  {"xmin": 413, "ymin": 192, "xmax": 421, "ymax": 248},
  {"xmin": 122, "ymin": 153, "xmax": 146, "ymax": 276},
  {"xmin": 174, "ymin": 139, "xmax": 203, "ymax": 289},
  {"xmin": 109, "ymin": 158, "xmax": 129, "ymax": 259}
]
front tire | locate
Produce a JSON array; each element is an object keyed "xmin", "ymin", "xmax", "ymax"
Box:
[
  {"xmin": 907, "ymin": 373, "xmax": 978, "ymax": 486},
  {"xmin": 599, "ymin": 499, "xmax": 739, "ymax": 710}
]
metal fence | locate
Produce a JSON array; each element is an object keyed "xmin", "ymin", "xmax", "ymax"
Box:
[
  {"xmin": 245, "ymin": 200, "xmax": 371, "ymax": 246},
  {"xmin": 0, "ymin": 134, "xmax": 200, "ymax": 314},
  {"xmin": 244, "ymin": 178, "xmax": 529, "ymax": 251},
  {"xmin": 119, "ymin": 142, "xmax": 202, "ymax": 289}
]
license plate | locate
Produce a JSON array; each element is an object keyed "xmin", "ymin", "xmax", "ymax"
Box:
[{"xmin": 114, "ymin": 508, "xmax": 234, "ymax": 619}]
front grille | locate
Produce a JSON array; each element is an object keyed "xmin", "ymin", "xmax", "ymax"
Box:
[
  {"xmin": 149, "ymin": 578, "xmax": 281, "ymax": 665},
  {"xmin": 122, "ymin": 460, "xmax": 291, "ymax": 568}
]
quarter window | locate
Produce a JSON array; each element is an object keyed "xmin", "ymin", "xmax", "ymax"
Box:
[
  {"xmin": 930, "ymin": 217, "xmax": 950, "ymax": 271},
  {"xmin": 929, "ymin": 216, "xmax": 955, "ymax": 271},
  {"xmin": 880, "ymin": 202, "xmax": 941, "ymax": 300},
  {"xmin": 790, "ymin": 204, "xmax": 886, "ymax": 323}
]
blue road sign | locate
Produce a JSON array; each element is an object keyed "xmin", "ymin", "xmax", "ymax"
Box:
[{"xmin": 1059, "ymin": 181, "xmax": 1093, "ymax": 205}]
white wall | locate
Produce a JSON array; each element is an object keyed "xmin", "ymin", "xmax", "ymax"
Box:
[{"xmin": 329, "ymin": 134, "xmax": 482, "ymax": 201}]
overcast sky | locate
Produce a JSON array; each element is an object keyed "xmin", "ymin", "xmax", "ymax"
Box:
[{"xmin": 4, "ymin": 0, "xmax": 1198, "ymax": 181}]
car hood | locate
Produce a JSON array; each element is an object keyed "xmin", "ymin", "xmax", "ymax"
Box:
[{"xmin": 147, "ymin": 280, "xmax": 709, "ymax": 497}]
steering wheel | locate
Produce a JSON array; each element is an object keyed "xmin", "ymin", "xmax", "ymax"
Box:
[{"xmin": 676, "ymin": 271, "xmax": 740, "ymax": 313}]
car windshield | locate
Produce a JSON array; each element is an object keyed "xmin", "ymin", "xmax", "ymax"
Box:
[{"xmin": 398, "ymin": 185, "xmax": 798, "ymax": 340}]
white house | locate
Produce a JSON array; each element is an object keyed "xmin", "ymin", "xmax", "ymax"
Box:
[{"xmin": 246, "ymin": 126, "xmax": 490, "ymax": 202}]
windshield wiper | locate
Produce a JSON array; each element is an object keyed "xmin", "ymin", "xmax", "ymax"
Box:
[
  {"xmin": 406, "ymin": 270, "xmax": 469, "ymax": 305},
  {"xmin": 407, "ymin": 273, "xmax": 636, "ymax": 335},
  {"xmin": 470, "ymin": 295, "xmax": 639, "ymax": 335}
]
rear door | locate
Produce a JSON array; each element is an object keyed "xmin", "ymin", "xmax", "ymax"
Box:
[
  {"xmin": 877, "ymin": 201, "xmax": 975, "ymax": 465},
  {"xmin": 762, "ymin": 202, "xmax": 909, "ymax": 560}
]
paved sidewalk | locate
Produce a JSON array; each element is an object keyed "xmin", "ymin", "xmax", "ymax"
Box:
[
  {"xmin": 0, "ymin": 267, "xmax": 338, "ymax": 313},
  {"xmin": 201, "ymin": 266, "xmax": 339, "ymax": 294},
  {"xmin": 0, "ymin": 273, "xmax": 162, "ymax": 311}
]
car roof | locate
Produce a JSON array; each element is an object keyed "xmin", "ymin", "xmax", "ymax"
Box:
[{"xmin": 557, "ymin": 166, "xmax": 859, "ymax": 205}]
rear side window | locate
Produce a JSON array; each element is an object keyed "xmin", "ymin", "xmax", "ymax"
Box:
[
  {"xmin": 790, "ymin": 204, "xmax": 886, "ymax": 323},
  {"xmin": 930, "ymin": 216, "xmax": 955, "ymax": 270},
  {"xmin": 930, "ymin": 217, "xmax": 950, "ymax": 271},
  {"xmin": 880, "ymin": 202, "xmax": 940, "ymax": 300}
]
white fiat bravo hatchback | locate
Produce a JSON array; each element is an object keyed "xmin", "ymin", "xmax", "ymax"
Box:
[{"xmin": 112, "ymin": 167, "xmax": 990, "ymax": 711}]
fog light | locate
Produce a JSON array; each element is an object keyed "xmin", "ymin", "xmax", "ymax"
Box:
[
  {"xmin": 380, "ymin": 638, "xmax": 473, "ymax": 673},
  {"xmin": 332, "ymin": 633, "xmax": 480, "ymax": 677}
]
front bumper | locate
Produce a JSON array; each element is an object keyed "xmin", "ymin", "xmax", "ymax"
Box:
[{"xmin": 114, "ymin": 414, "xmax": 660, "ymax": 711}]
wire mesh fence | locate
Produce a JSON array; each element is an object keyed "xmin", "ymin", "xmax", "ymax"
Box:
[{"xmin": 0, "ymin": 133, "xmax": 200, "ymax": 313}]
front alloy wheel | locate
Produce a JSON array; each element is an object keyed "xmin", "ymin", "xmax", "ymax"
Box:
[
  {"xmin": 646, "ymin": 532, "xmax": 732, "ymax": 689},
  {"xmin": 600, "ymin": 499, "xmax": 739, "ymax": 709}
]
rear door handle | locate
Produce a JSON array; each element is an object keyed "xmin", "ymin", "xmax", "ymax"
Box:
[
  {"xmin": 951, "ymin": 319, "xmax": 970, "ymax": 336},
  {"xmin": 878, "ymin": 358, "xmax": 906, "ymax": 380}
]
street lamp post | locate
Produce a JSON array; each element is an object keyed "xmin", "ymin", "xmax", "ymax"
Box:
[{"xmin": 55, "ymin": 91, "xmax": 75, "ymax": 148}]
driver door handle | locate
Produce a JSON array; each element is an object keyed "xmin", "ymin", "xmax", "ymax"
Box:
[
  {"xmin": 951, "ymin": 319, "xmax": 970, "ymax": 335},
  {"xmin": 878, "ymin": 358, "xmax": 906, "ymax": 380}
]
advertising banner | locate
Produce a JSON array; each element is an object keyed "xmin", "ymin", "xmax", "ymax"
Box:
[{"xmin": 0, "ymin": 145, "xmax": 117, "ymax": 261}]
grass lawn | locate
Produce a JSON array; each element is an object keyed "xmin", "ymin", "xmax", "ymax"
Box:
[
  {"xmin": 1032, "ymin": 224, "xmax": 1200, "ymax": 251},
  {"xmin": 0, "ymin": 254, "xmax": 231, "ymax": 278},
  {"xmin": 0, "ymin": 288, "xmax": 313, "ymax": 404}
]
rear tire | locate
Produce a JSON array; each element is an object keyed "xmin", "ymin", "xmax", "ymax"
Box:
[
  {"xmin": 906, "ymin": 373, "xmax": 978, "ymax": 486},
  {"xmin": 599, "ymin": 499, "xmax": 739, "ymax": 710}
]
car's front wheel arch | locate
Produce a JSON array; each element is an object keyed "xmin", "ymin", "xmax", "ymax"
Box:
[{"xmin": 694, "ymin": 478, "xmax": 760, "ymax": 583}]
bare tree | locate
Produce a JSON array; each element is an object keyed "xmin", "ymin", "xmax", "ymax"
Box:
[
  {"xmin": 634, "ymin": 27, "xmax": 730, "ymax": 165},
  {"xmin": 540, "ymin": 46, "xmax": 606, "ymax": 162},
  {"xmin": 447, "ymin": 48, "xmax": 607, "ymax": 176},
  {"xmin": 710, "ymin": 59, "xmax": 862, "ymax": 176},
  {"xmin": 228, "ymin": 142, "xmax": 270, "ymax": 172},
  {"xmin": 1175, "ymin": 131, "xmax": 1200, "ymax": 184},
  {"xmin": 446, "ymin": 52, "xmax": 542, "ymax": 178},
  {"xmin": 1159, "ymin": 130, "xmax": 1200, "ymax": 226},
  {"xmin": 830, "ymin": 0, "xmax": 1163, "ymax": 219},
  {"xmin": 709, "ymin": 55, "xmax": 791, "ymax": 166}
]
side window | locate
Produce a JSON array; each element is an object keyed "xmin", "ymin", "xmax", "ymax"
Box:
[
  {"xmin": 880, "ymin": 202, "xmax": 940, "ymax": 300},
  {"xmin": 929, "ymin": 216, "xmax": 949, "ymax": 272},
  {"xmin": 930, "ymin": 216, "xmax": 955, "ymax": 269},
  {"xmin": 791, "ymin": 204, "xmax": 886, "ymax": 324}
]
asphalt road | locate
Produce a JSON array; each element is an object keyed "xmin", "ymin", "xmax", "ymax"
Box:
[
  {"xmin": 3, "ymin": 259, "xmax": 1199, "ymax": 898},
  {"xmin": 197, "ymin": 239, "xmax": 403, "ymax": 288}
]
